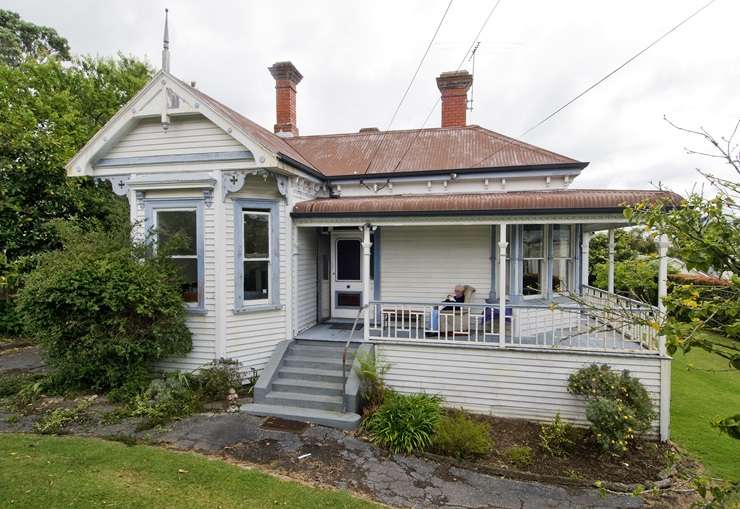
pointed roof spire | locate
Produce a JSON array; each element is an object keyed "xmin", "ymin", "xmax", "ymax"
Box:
[{"xmin": 162, "ymin": 8, "xmax": 170, "ymax": 73}]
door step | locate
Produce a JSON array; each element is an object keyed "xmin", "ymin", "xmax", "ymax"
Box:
[{"xmin": 243, "ymin": 403, "xmax": 361, "ymax": 430}]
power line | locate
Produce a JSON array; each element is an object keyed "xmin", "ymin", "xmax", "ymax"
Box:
[
  {"xmin": 363, "ymin": 0, "xmax": 455, "ymax": 174},
  {"xmin": 419, "ymin": 0, "xmax": 504, "ymax": 129},
  {"xmin": 390, "ymin": 0, "xmax": 505, "ymax": 171},
  {"xmin": 387, "ymin": 0, "xmax": 455, "ymax": 130},
  {"xmin": 519, "ymin": 0, "xmax": 718, "ymax": 138}
]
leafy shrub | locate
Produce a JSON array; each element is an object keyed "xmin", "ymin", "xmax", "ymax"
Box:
[
  {"xmin": 585, "ymin": 398, "xmax": 639, "ymax": 454},
  {"xmin": 0, "ymin": 372, "xmax": 44, "ymax": 398},
  {"xmin": 191, "ymin": 359, "xmax": 242, "ymax": 401},
  {"xmin": 244, "ymin": 367, "xmax": 260, "ymax": 397},
  {"xmin": 130, "ymin": 373, "xmax": 201, "ymax": 429},
  {"xmin": 431, "ymin": 409, "xmax": 492, "ymax": 459},
  {"xmin": 594, "ymin": 257, "xmax": 661, "ymax": 305},
  {"xmin": 362, "ymin": 392, "xmax": 442, "ymax": 454},
  {"xmin": 568, "ymin": 364, "xmax": 655, "ymax": 454},
  {"xmin": 506, "ymin": 445, "xmax": 534, "ymax": 469},
  {"xmin": 355, "ymin": 352, "xmax": 390, "ymax": 414},
  {"xmin": 16, "ymin": 221, "xmax": 192, "ymax": 390},
  {"xmin": 539, "ymin": 413, "xmax": 574, "ymax": 457},
  {"xmin": 34, "ymin": 398, "xmax": 94, "ymax": 434}
]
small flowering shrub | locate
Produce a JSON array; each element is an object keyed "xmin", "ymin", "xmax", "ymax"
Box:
[
  {"xmin": 568, "ymin": 364, "xmax": 654, "ymax": 454},
  {"xmin": 538, "ymin": 412, "xmax": 574, "ymax": 457}
]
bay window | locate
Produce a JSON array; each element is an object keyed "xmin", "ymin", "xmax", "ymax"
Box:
[
  {"xmin": 522, "ymin": 225, "xmax": 545, "ymax": 297},
  {"xmin": 234, "ymin": 199, "xmax": 280, "ymax": 311},
  {"xmin": 551, "ymin": 225, "xmax": 573, "ymax": 293},
  {"xmin": 146, "ymin": 200, "xmax": 205, "ymax": 311}
]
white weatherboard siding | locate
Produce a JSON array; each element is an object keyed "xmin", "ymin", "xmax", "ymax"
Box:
[
  {"xmin": 376, "ymin": 343, "xmax": 666, "ymax": 435},
  {"xmin": 105, "ymin": 116, "xmax": 245, "ymax": 160},
  {"xmin": 296, "ymin": 228, "xmax": 318, "ymax": 333},
  {"xmin": 381, "ymin": 226, "xmax": 491, "ymax": 303},
  {"xmin": 134, "ymin": 190, "xmax": 218, "ymax": 372},
  {"xmin": 224, "ymin": 175, "xmax": 288, "ymax": 373}
]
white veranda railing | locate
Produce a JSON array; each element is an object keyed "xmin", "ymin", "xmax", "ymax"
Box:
[{"xmin": 367, "ymin": 290, "xmax": 660, "ymax": 352}]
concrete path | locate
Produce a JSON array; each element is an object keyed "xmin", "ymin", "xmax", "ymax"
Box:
[{"xmin": 154, "ymin": 414, "xmax": 643, "ymax": 509}]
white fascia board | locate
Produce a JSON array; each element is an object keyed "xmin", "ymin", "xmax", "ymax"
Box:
[
  {"xmin": 329, "ymin": 168, "xmax": 582, "ymax": 185},
  {"xmin": 66, "ymin": 71, "xmax": 280, "ymax": 177},
  {"xmin": 126, "ymin": 172, "xmax": 216, "ymax": 191}
]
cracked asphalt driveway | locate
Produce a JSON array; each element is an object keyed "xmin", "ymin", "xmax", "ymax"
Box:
[{"xmin": 153, "ymin": 414, "xmax": 642, "ymax": 509}]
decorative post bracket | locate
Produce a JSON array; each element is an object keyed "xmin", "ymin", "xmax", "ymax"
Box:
[{"xmin": 222, "ymin": 170, "xmax": 288, "ymax": 201}]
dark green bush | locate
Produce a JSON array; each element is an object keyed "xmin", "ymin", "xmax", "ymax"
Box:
[
  {"xmin": 506, "ymin": 445, "xmax": 534, "ymax": 469},
  {"xmin": 362, "ymin": 392, "xmax": 442, "ymax": 454},
  {"xmin": 431, "ymin": 409, "xmax": 492, "ymax": 459},
  {"xmin": 539, "ymin": 413, "xmax": 575, "ymax": 457},
  {"xmin": 191, "ymin": 359, "xmax": 242, "ymax": 401},
  {"xmin": 16, "ymin": 221, "xmax": 192, "ymax": 390},
  {"xmin": 0, "ymin": 372, "xmax": 44, "ymax": 398},
  {"xmin": 568, "ymin": 364, "xmax": 655, "ymax": 454}
]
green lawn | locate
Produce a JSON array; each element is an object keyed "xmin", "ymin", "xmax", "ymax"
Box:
[
  {"xmin": 0, "ymin": 434, "xmax": 380, "ymax": 509},
  {"xmin": 671, "ymin": 345, "xmax": 740, "ymax": 481}
]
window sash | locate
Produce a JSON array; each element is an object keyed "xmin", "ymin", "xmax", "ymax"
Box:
[
  {"xmin": 242, "ymin": 210, "xmax": 272, "ymax": 304},
  {"xmin": 151, "ymin": 205, "xmax": 203, "ymax": 309}
]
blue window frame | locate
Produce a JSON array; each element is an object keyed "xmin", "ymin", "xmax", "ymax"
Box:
[
  {"xmin": 144, "ymin": 198, "xmax": 206, "ymax": 313},
  {"xmin": 233, "ymin": 198, "xmax": 281, "ymax": 312}
]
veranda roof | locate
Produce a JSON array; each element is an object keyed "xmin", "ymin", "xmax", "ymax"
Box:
[{"xmin": 291, "ymin": 189, "xmax": 682, "ymax": 217}]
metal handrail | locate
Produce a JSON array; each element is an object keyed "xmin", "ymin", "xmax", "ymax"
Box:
[{"xmin": 341, "ymin": 304, "xmax": 367, "ymax": 412}]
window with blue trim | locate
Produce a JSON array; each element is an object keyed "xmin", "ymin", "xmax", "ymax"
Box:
[
  {"xmin": 147, "ymin": 200, "xmax": 206, "ymax": 311},
  {"xmin": 234, "ymin": 199, "xmax": 280, "ymax": 311}
]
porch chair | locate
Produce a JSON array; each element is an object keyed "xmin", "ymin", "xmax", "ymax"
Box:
[{"xmin": 436, "ymin": 285, "xmax": 476, "ymax": 334}]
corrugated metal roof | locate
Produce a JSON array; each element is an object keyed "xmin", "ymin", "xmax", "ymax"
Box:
[
  {"xmin": 172, "ymin": 78, "xmax": 583, "ymax": 178},
  {"xmin": 292, "ymin": 190, "xmax": 682, "ymax": 216},
  {"xmin": 285, "ymin": 126, "xmax": 584, "ymax": 177}
]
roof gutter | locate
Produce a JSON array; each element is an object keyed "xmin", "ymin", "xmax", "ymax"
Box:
[
  {"xmin": 291, "ymin": 207, "xmax": 629, "ymax": 219},
  {"xmin": 276, "ymin": 152, "xmax": 327, "ymax": 181}
]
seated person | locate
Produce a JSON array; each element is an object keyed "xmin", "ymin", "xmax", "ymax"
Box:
[{"xmin": 441, "ymin": 285, "xmax": 466, "ymax": 310}]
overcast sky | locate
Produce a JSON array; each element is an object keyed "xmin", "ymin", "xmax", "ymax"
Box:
[{"xmin": 6, "ymin": 0, "xmax": 739, "ymax": 192}]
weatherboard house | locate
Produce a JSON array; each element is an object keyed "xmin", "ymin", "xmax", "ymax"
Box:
[{"xmin": 66, "ymin": 45, "xmax": 677, "ymax": 435}]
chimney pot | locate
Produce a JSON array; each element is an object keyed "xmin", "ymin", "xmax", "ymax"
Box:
[
  {"xmin": 436, "ymin": 70, "xmax": 473, "ymax": 128},
  {"xmin": 359, "ymin": 127, "xmax": 380, "ymax": 133},
  {"xmin": 268, "ymin": 61, "xmax": 303, "ymax": 137}
]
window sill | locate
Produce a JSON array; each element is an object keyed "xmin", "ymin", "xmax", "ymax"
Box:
[
  {"xmin": 233, "ymin": 303, "xmax": 284, "ymax": 315},
  {"xmin": 186, "ymin": 306, "xmax": 208, "ymax": 315}
]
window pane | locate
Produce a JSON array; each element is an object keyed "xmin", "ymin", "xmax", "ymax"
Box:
[
  {"xmin": 172, "ymin": 258, "xmax": 198, "ymax": 302},
  {"xmin": 552, "ymin": 259, "xmax": 572, "ymax": 293},
  {"xmin": 336, "ymin": 239, "xmax": 361, "ymax": 281},
  {"xmin": 337, "ymin": 292, "xmax": 362, "ymax": 308},
  {"xmin": 157, "ymin": 210, "xmax": 196, "ymax": 255},
  {"xmin": 523, "ymin": 259, "xmax": 544, "ymax": 296},
  {"xmin": 522, "ymin": 225, "xmax": 544, "ymax": 258},
  {"xmin": 244, "ymin": 212, "xmax": 269, "ymax": 259},
  {"xmin": 244, "ymin": 260, "xmax": 269, "ymax": 300},
  {"xmin": 552, "ymin": 225, "xmax": 571, "ymax": 258}
]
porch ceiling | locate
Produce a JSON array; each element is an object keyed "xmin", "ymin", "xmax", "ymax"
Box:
[{"xmin": 291, "ymin": 189, "xmax": 681, "ymax": 218}]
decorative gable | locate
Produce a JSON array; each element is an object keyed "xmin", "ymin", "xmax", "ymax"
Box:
[{"xmin": 66, "ymin": 71, "xmax": 278, "ymax": 176}]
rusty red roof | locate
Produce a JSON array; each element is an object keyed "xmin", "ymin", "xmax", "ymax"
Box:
[
  {"xmin": 292, "ymin": 190, "xmax": 682, "ymax": 217},
  {"xmin": 285, "ymin": 126, "xmax": 584, "ymax": 177}
]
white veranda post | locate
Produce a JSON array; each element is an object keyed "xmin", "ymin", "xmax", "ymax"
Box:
[
  {"xmin": 607, "ymin": 228, "xmax": 615, "ymax": 294},
  {"xmin": 362, "ymin": 224, "xmax": 372, "ymax": 342},
  {"xmin": 581, "ymin": 230, "xmax": 592, "ymax": 289},
  {"xmin": 498, "ymin": 224, "xmax": 507, "ymax": 346}
]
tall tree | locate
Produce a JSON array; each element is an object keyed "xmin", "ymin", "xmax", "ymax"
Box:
[
  {"xmin": 0, "ymin": 11, "xmax": 152, "ymax": 334},
  {"xmin": 0, "ymin": 10, "xmax": 70, "ymax": 66}
]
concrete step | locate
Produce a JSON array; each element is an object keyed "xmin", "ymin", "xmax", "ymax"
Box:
[
  {"xmin": 265, "ymin": 390, "xmax": 343, "ymax": 412},
  {"xmin": 271, "ymin": 378, "xmax": 344, "ymax": 396},
  {"xmin": 278, "ymin": 366, "xmax": 345, "ymax": 383},
  {"xmin": 242, "ymin": 403, "xmax": 361, "ymax": 430},
  {"xmin": 283, "ymin": 356, "xmax": 346, "ymax": 371},
  {"xmin": 288, "ymin": 344, "xmax": 356, "ymax": 359}
]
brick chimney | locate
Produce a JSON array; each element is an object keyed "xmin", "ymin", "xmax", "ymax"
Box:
[
  {"xmin": 268, "ymin": 61, "xmax": 303, "ymax": 137},
  {"xmin": 436, "ymin": 70, "xmax": 473, "ymax": 128}
]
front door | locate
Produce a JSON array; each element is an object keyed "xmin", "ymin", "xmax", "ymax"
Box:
[{"xmin": 331, "ymin": 232, "xmax": 364, "ymax": 319}]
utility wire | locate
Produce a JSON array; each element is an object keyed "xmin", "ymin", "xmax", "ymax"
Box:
[
  {"xmin": 363, "ymin": 0, "xmax": 456, "ymax": 174},
  {"xmin": 419, "ymin": 0, "xmax": 503, "ymax": 129},
  {"xmin": 387, "ymin": 0, "xmax": 455, "ymax": 130},
  {"xmin": 519, "ymin": 0, "xmax": 718, "ymax": 138},
  {"xmin": 389, "ymin": 0, "xmax": 505, "ymax": 172}
]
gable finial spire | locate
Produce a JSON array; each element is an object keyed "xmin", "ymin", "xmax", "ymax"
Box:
[{"xmin": 162, "ymin": 8, "xmax": 170, "ymax": 73}]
